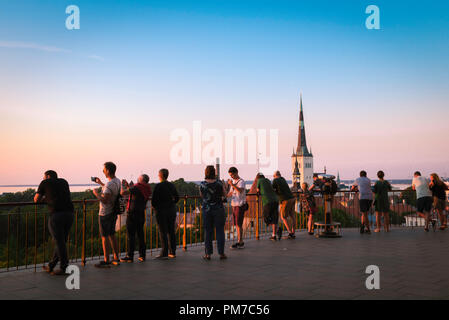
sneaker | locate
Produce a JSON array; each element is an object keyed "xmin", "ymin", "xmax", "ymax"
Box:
[
  {"xmin": 277, "ymin": 227, "xmax": 283, "ymax": 239},
  {"xmin": 219, "ymin": 254, "xmax": 227, "ymax": 260},
  {"xmin": 360, "ymin": 225, "xmax": 365, "ymax": 234},
  {"xmin": 168, "ymin": 254, "xmax": 176, "ymax": 259},
  {"xmin": 270, "ymin": 235, "xmax": 277, "ymax": 241},
  {"xmin": 230, "ymin": 243, "xmax": 239, "ymax": 249},
  {"xmin": 202, "ymin": 254, "xmax": 211, "ymax": 261},
  {"xmin": 51, "ymin": 269, "xmax": 67, "ymax": 276},
  {"xmin": 111, "ymin": 259, "xmax": 120, "ymax": 266},
  {"xmin": 237, "ymin": 242, "xmax": 245, "ymax": 249},
  {"xmin": 138, "ymin": 257, "xmax": 145, "ymax": 262},
  {"xmin": 120, "ymin": 256, "xmax": 133, "ymax": 263},
  {"xmin": 154, "ymin": 255, "xmax": 168, "ymax": 260},
  {"xmin": 288, "ymin": 233, "xmax": 296, "ymax": 239},
  {"xmin": 95, "ymin": 261, "xmax": 111, "ymax": 268},
  {"xmin": 42, "ymin": 265, "xmax": 54, "ymax": 273}
]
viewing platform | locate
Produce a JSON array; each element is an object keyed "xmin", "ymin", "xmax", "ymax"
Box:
[{"xmin": 1, "ymin": 227, "xmax": 448, "ymax": 300}]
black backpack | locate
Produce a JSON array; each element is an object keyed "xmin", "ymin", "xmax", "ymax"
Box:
[{"xmin": 109, "ymin": 181, "xmax": 126, "ymax": 215}]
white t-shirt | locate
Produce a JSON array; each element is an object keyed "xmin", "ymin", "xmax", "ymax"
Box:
[
  {"xmin": 99, "ymin": 177, "xmax": 121, "ymax": 216},
  {"xmin": 412, "ymin": 176, "xmax": 432, "ymax": 199},
  {"xmin": 230, "ymin": 178, "xmax": 246, "ymax": 207},
  {"xmin": 353, "ymin": 177, "xmax": 373, "ymax": 200}
]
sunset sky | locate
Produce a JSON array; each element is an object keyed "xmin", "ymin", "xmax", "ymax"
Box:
[{"xmin": 1, "ymin": 0, "xmax": 448, "ymax": 185}]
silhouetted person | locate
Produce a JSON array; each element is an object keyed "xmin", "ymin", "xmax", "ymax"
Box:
[
  {"xmin": 429, "ymin": 173, "xmax": 448, "ymax": 230},
  {"xmin": 412, "ymin": 171, "xmax": 432, "ymax": 231},
  {"xmin": 152, "ymin": 169, "xmax": 179, "ymax": 259},
  {"xmin": 93, "ymin": 162, "xmax": 121, "ymax": 268},
  {"xmin": 120, "ymin": 174, "xmax": 152, "ymax": 262},
  {"xmin": 34, "ymin": 170, "xmax": 74, "ymax": 275},
  {"xmin": 351, "ymin": 170, "xmax": 373, "ymax": 234},
  {"xmin": 373, "ymin": 170, "xmax": 392, "ymax": 232},
  {"xmin": 200, "ymin": 165, "xmax": 227, "ymax": 260},
  {"xmin": 256, "ymin": 173, "xmax": 279, "ymax": 241},
  {"xmin": 299, "ymin": 182, "xmax": 317, "ymax": 235},
  {"xmin": 227, "ymin": 166, "xmax": 247, "ymax": 249},
  {"xmin": 272, "ymin": 170, "xmax": 296, "ymax": 239}
]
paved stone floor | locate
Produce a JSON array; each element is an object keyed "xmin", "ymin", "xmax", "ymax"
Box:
[{"xmin": 1, "ymin": 227, "xmax": 449, "ymax": 300}]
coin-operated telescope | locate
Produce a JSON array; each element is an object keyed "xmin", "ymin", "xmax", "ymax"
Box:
[{"xmin": 314, "ymin": 174, "xmax": 342, "ymax": 238}]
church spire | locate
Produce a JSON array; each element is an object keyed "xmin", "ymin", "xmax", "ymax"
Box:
[{"xmin": 296, "ymin": 93, "xmax": 312, "ymax": 156}]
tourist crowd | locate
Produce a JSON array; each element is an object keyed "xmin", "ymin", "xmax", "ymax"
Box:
[{"xmin": 33, "ymin": 163, "xmax": 448, "ymax": 275}]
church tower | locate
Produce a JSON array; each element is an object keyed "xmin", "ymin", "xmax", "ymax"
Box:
[{"xmin": 291, "ymin": 94, "xmax": 314, "ymax": 186}]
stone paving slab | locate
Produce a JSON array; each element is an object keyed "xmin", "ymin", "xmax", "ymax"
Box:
[{"xmin": 1, "ymin": 228, "xmax": 449, "ymax": 300}]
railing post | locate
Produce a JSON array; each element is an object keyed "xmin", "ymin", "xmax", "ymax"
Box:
[
  {"xmin": 81, "ymin": 199, "xmax": 86, "ymax": 266},
  {"xmin": 256, "ymin": 193, "xmax": 260, "ymax": 240},
  {"xmin": 183, "ymin": 195, "xmax": 187, "ymax": 251}
]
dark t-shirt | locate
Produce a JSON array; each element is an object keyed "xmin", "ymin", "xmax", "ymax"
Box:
[
  {"xmin": 272, "ymin": 177, "xmax": 294, "ymax": 202},
  {"xmin": 151, "ymin": 181, "xmax": 180, "ymax": 211},
  {"xmin": 128, "ymin": 187, "xmax": 147, "ymax": 214},
  {"xmin": 37, "ymin": 178, "xmax": 74, "ymax": 214},
  {"xmin": 430, "ymin": 183, "xmax": 448, "ymax": 200}
]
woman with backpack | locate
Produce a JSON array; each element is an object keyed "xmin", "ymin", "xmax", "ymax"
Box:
[
  {"xmin": 373, "ymin": 170, "xmax": 392, "ymax": 232},
  {"xmin": 199, "ymin": 165, "xmax": 227, "ymax": 260}
]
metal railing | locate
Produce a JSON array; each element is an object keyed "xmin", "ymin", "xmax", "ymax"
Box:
[{"xmin": 0, "ymin": 189, "xmax": 418, "ymax": 273}]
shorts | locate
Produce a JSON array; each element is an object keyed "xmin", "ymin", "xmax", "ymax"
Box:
[
  {"xmin": 232, "ymin": 205, "xmax": 246, "ymax": 228},
  {"xmin": 359, "ymin": 199, "xmax": 373, "ymax": 213},
  {"xmin": 433, "ymin": 197, "xmax": 446, "ymax": 211},
  {"xmin": 416, "ymin": 196, "xmax": 432, "ymax": 213},
  {"xmin": 99, "ymin": 214, "xmax": 118, "ymax": 237},
  {"xmin": 280, "ymin": 198, "xmax": 296, "ymax": 219},
  {"xmin": 374, "ymin": 200, "xmax": 389, "ymax": 213},
  {"xmin": 263, "ymin": 202, "xmax": 279, "ymax": 225}
]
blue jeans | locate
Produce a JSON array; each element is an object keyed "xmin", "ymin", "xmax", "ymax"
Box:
[{"xmin": 203, "ymin": 206, "xmax": 226, "ymax": 255}]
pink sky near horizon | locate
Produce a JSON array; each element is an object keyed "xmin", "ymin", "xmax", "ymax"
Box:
[{"xmin": 1, "ymin": 92, "xmax": 448, "ymax": 185}]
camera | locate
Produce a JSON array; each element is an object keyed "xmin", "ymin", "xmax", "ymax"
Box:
[{"xmin": 91, "ymin": 177, "xmax": 98, "ymax": 183}]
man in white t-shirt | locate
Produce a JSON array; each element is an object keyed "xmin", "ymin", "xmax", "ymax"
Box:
[
  {"xmin": 227, "ymin": 167, "xmax": 246, "ymax": 249},
  {"xmin": 412, "ymin": 171, "xmax": 433, "ymax": 231},
  {"xmin": 351, "ymin": 170, "xmax": 373, "ymax": 234},
  {"xmin": 93, "ymin": 161, "xmax": 121, "ymax": 268}
]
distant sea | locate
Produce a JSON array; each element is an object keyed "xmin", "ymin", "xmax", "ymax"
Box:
[{"xmin": 0, "ymin": 184, "xmax": 97, "ymax": 194}]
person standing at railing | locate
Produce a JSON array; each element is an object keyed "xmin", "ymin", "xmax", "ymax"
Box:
[
  {"xmin": 272, "ymin": 171, "xmax": 296, "ymax": 239},
  {"xmin": 373, "ymin": 170, "xmax": 392, "ymax": 232},
  {"xmin": 429, "ymin": 173, "xmax": 448, "ymax": 230},
  {"xmin": 256, "ymin": 173, "xmax": 280, "ymax": 241},
  {"xmin": 351, "ymin": 170, "xmax": 373, "ymax": 235},
  {"xmin": 92, "ymin": 162, "xmax": 121, "ymax": 268},
  {"xmin": 120, "ymin": 174, "xmax": 152, "ymax": 262},
  {"xmin": 298, "ymin": 182, "xmax": 317, "ymax": 235},
  {"xmin": 34, "ymin": 170, "xmax": 74, "ymax": 275},
  {"xmin": 200, "ymin": 165, "xmax": 227, "ymax": 260},
  {"xmin": 152, "ymin": 169, "xmax": 179, "ymax": 259},
  {"xmin": 412, "ymin": 171, "xmax": 433, "ymax": 231},
  {"xmin": 227, "ymin": 166, "xmax": 247, "ymax": 249}
]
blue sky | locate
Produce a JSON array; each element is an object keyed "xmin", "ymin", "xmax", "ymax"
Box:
[{"xmin": 0, "ymin": 0, "xmax": 448, "ymax": 184}]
